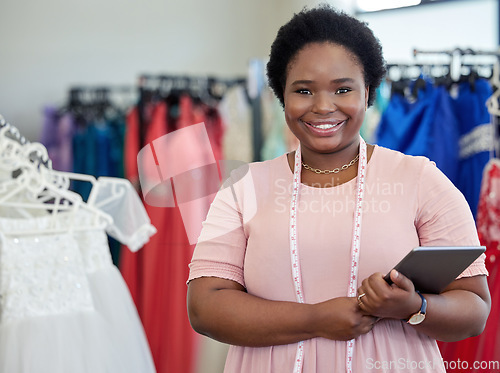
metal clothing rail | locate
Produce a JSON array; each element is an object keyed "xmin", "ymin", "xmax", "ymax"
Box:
[
  {"xmin": 66, "ymin": 85, "xmax": 136, "ymax": 105},
  {"xmin": 137, "ymin": 74, "xmax": 246, "ymax": 96},
  {"xmin": 410, "ymin": 47, "xmax": 499, "ymax": 82},
  {"xmin": 413, "ymin": 47, "xmax": 500, "ymax": 57},
  {"xmin": 138, "ymin": 74, "xmax": 246, "ymax": 84}
]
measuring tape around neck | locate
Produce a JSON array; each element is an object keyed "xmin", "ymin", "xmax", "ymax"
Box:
[{"xmin": 289, "ymin": 137, "xmax": 368, "ymax": 373}]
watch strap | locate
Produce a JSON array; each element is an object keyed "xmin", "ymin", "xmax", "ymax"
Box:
[
  {"xmin": 407, "ymin": 290, "xmax": 427, "ymax": 325},
  {"xmin": 416, "ymin": 290, "xmax": 427, "ymax": 314}
]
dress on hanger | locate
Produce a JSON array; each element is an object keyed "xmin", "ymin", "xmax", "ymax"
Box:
[
  {"xmin": 120, "ymin": 94, "xmax": 225, "ymax": 373},
  {"xmin": 375, "ymin": 78, "xmax": 460, "ymax": 184},
  {"xmin": 439, "ymin": 158, "xmax": 500, "ymax": 371},
  {"xmin": 0, "ymin": 177, "xmax": 157, "ymax": 373},
  {"xmin": 454, "ymin": 78, "xmax": 494, "ymax": 219},
  {"xmin": 40, "ymin": 106, "xmax": 75, "ymax": 172},
  {"xmin": 219, "ymin": 84, "xmax": 253, "ymax": 163},
  {"xmin": 375, "ymin": 77, "xmax": 434, "ymax": 157}
]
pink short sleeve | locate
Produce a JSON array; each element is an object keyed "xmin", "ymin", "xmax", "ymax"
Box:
[{"xmin": 187, "ymin": 167, "xmax": 252, "ymax": 287}]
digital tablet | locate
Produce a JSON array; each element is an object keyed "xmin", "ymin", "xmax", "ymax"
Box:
[{"xmin": 383, "ymin": 246, "xmax": 486, "ymax": 294}]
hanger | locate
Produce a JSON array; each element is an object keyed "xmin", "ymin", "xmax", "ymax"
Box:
[
  {"xmin": 12, "ymin": 137, "xmax": 127, "ymax": 218},
  {"xmin": 411, "ymin": 75, "xmax": 429, "ymax": 100},
  {"xmin": 0, "ymin": 118, "xmax": 114, "ymax": 235}
]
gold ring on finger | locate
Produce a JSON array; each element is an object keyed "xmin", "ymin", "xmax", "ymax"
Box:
[{"xmin": 357, "ymin": 292, "xmax": 366, "ymax": 306}]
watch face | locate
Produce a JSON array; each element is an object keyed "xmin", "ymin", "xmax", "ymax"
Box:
[{"xmin": 408, "ymin": 313, "xmax": 425, "ymax": 325}]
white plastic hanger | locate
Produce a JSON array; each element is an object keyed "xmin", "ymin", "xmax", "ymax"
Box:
[{"xmin": 0, "ymin": 119, "xmax": 113, "ymax": 235}]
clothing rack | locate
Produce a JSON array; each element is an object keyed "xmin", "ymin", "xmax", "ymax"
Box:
[
  {"xmin": 67, "ymin": 85, "xmax": 135, "ymax": 104},
  {"xmin": 389, "ymin": 48, "xmax": 500, "ymax": 74},
  {"xmin": 413, "ymin": 47, "xmax": 500, "ymax": 80},
  {"xmin": 136, "ymin": 74, "xmax": 253, "ymax": 158},
  {"xmin": 413, "ymin": 47, "xmax": 500, "ymax": 57},
  {"xmin": 413, "ymin": 47, "xmax": 500, "ymax": 159},
  {"xmin": 137, "ymin": 74, "xmax": 246, "ymax": 101},
  {"xmin": 61, "ymin": 85, "xmax": 136, "ymax": 124},
  {"xmin": 386, "ymin": 62, "xmax": 495, "ymax": 74},
  {"xmin": 382, "ymin": 48, "xmax": 500, "ymax": 161},
  {"xmin": 386, "ymin": 47, "xmax": 500, "ymax": 97}
]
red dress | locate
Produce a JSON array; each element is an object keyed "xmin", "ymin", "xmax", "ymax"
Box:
[
  {"xmin": 120, "ymin": 95, "xmax": 224, "ymax": 373},
  {"xmin": 438, "ymin": 159, "xmax": 500, "ymax": 372}
]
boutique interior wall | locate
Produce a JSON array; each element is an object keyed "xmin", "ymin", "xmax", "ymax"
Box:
[
  {"xmin": 357, "ymin": 0, "xmax": 498, "ymax": 63},
  {"xmin": 0, "ymin": 0, "xmax": 497, "ymax": 141}
]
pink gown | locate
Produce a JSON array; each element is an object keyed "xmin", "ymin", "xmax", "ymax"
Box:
[{"xmin": 188, "ymin": 145, "xmax": 488, "ymax": 373}]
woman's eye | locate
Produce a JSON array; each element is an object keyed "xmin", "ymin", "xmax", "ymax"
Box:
[
  {"xmin": 336, "ymin": 87, "xmax": 351, "ymax": 94},
  {"xmin": 295, "ymin": 89, "xmax": 311, "ymax": 95}
]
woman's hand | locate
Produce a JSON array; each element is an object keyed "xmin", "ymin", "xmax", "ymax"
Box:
[
  {"xmin": 356, "ymin": 270, "xmax": 422, "ymax": 321},
  {"xmin": 313, "ymin": 297, "xmax": 379, "ymax": 341},
  {"xmin": 357, "ymin": 271, "xmax": 491, "ymax": 341},
  {"xmin": 188, "ymin": 277, "xmax": 379, "ymax": 346}
]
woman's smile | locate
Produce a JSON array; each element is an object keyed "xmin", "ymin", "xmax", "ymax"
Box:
[{"xmin": 302, "ymin": 119, "xmax": 346, "ymax": 136}]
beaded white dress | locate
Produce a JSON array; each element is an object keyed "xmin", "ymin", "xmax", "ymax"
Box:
[{"xmin": 0, "ymin": 177, "xmax": 157, "ymax": 373}]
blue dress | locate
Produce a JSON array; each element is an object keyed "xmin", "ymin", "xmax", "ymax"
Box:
[
  {"xmin": 426, "ymin": 84, "xmax": 460, "ymax": 185},
  {"xmin": 453, "ymin": 78, "xmax": 494, "ymax": 219},
  {"xmin": 376, "ymin": 77, "xmax": 435, "ymax": 157},
  {"xmin": 376, "ymin": 77, "xmax": 461, "ymax": 186}
]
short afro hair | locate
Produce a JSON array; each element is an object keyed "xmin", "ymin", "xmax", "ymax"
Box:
[{"xmin": 266, "ymin": 4, "xmax": 386, "ymax": 108}]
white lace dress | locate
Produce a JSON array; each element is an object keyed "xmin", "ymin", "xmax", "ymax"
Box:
[{"xmin": 0, "ymin": 177, "xmax": 157, "ymax": 373}]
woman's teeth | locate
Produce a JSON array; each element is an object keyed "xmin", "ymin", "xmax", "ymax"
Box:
[{"xmin": 309, "ymin": 122, "xmax": 340, "ymax": 129}]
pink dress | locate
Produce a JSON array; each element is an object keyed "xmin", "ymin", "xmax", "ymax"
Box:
[{"xmin": 188, "ymin": 145, "xmax": 488, "ymax": 373}]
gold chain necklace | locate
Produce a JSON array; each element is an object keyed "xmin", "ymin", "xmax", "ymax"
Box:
[{"xmin": 302, "ymin": 153, "xmax": 359, "ymax": 174}]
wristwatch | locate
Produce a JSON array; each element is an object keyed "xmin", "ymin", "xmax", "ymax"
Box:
[{"xmin": 407, "ymin": 291, "xmax": 427, "ymax": 325}]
